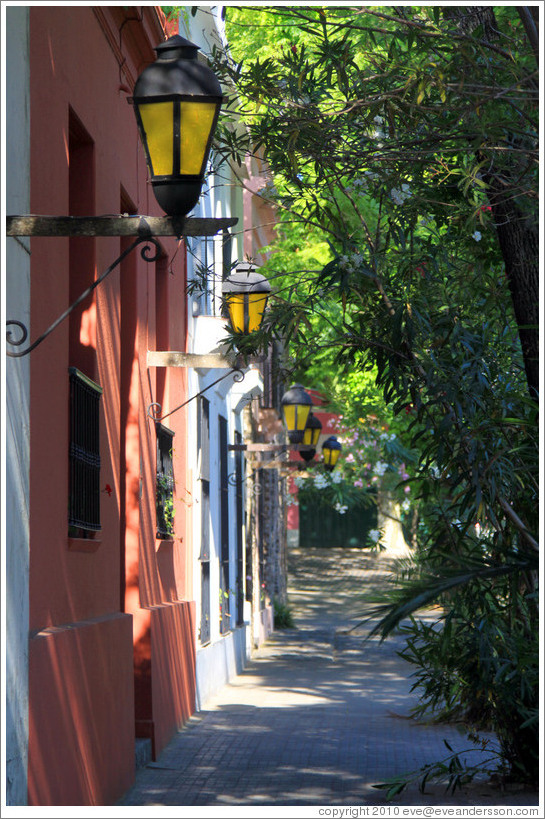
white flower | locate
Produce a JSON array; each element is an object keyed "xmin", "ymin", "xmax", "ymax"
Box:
[
  {"xmin": 373, "ymin": 460, "xmax": 388, "ymax": 477},
  {"xmin": 368, "ymin": 529, "xmax": 381, "ymax": 543},
  {"xmin": 402, "ymin": 499, "xmax": 411, "ymax": 512},
  {"xmin": 373, "ymin": 115, "xmax": 384, "ymax": 125},
  {"xmin": 334, "ymin": 502, "xmax": 348, "ymax": 515},
  {"xmin": 330, "ymin": 471, "xmax": 342, "ymax": 484},
  {"xmin": 472, "ymin": 231, "xmax": 482, "ymax": 242},
  {"xmin": 391, "ymin": 183, "xmax": 412, "ymax": 206},
  {"xmin": 313, "ymin": 473, "xmax": 329, "ymax": 489}
]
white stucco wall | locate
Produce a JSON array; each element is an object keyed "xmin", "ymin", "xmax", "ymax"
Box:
[
  {"xmin": 4, "ymin": 4, "xmax": 31, "ymax": 806},
  {"xmin": 180, "ymin": 7, "xmax": 257, "ymax": 707}
]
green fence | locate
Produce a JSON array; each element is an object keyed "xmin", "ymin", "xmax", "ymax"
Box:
[{"xmin": 298, "ymin": 494, "xmax": 378, "ymax": 549}]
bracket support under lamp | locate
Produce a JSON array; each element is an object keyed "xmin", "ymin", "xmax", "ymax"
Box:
[{"xmin": 5, "ymin": 216, "xmax": 237, "ymax": 357}]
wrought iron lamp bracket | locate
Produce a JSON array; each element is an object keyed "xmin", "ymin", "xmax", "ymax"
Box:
[
  {"xmin": 5, "ymin": 213, "xmax": 237, "ymax": 358},
  {"xmin": 227, "ymin": 470, "xmax": 262, "ymax": 496},
  {"xmin": 147, "ymin": 367, "xmax": 246, "ymax": 424},
  {"xmin": 6, "ymin": 235, "xmax": 162, "ymax": 358}
]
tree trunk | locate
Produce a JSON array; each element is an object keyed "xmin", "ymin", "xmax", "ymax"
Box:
[
  {"xmin": 487, "ymin": 189, "xmax": 539, "ymax": 400},
  {"xmin": 445, "ymin": 6, "xmax": 539, "ymax": 401},
  {"xmin": 377, "ymin": 489, "xmax": 411, "ymax": 558}
]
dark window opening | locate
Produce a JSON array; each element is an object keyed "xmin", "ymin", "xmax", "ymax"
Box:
[
  {"xmin": 198, "ymin": 397, "xmax": 211, "ymax": 643},
  {"xmin": 200, "ymin": 560, "xmax": 211, "ymax": 645},
  {"xmin": 68, "ymin": 367, "xmax": 103, "ymax": 537},
  {"xmin": 257, "ymin": 468, "xmax": 266, "ymax": 610},
  {"xmin": 219, "ymin": 415, "xmax": 230, "ymax": 633},
  {"xmin": 235, "ymin": 430, "xmax": 245, "ymax": 626},
  {"xmin": 156, "ymin": 423, "xmax": 175, "ymax": 539}
]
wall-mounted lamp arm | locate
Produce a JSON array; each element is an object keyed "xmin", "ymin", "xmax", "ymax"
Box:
[
  {"xmin": 6, "ymin": 236, "xmax": 162, "ymax": 358},
  {"xmin": 147, "ymin": 367, "xmax": 245, "ymax": 424},
  {"xmin": 6, "ymin": 214, "xmax": 237, "ymax": 238}
]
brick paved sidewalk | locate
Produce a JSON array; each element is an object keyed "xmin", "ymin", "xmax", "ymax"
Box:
[{"xmin": 117, "ymin": 548, "xmax": 539, "ymax": 808}]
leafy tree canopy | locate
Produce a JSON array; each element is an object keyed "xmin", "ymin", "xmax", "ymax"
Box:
[{"xmin": 215, "ymin": 4, "xmax": 539, "ymax": 785}]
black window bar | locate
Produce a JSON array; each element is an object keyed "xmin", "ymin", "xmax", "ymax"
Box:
[
  {"xmin": 156, "ymin": 423, "xmax": 175, "ymax": 539},
  {"xmin": 234, "ymin": 430, "xmax": 245, "ymax": 626},
  {"xmin": 68, "ymin": 367, "xmax": 103, "ymax": 535},
  {"xmin": 219, "ymin": 414, "xmax": 230, "ymax": 634}
]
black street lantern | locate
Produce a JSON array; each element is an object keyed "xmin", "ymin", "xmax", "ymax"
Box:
[
  {"xmin": 281, "ymin": 384, "xmax": 312, "ymax": 444},
  {"xmin": 131, "ymin": 35, "xmax": 223, "ymax": 216},
  {"xmin": 299, "ymin": 412, "xmax": 322, "ymax": 462},
  {"xmin": 222, "ymin": 262, "xmax": 271, "ymax": 334},
  {"xmin": 322, "ymin": 435, "xmax": 342, "ymax": 471}
]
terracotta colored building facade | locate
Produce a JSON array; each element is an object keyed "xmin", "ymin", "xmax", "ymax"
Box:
[
  {"xmin": 6, "ymin": 5, "xmax": 198, "ymax": 805},
  {"xmin": 5, "ymin": 4, "xmax": 291, "ymax": 806}
]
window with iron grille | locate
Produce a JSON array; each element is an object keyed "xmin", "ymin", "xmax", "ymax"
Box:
[
  {"xmin": 68, "ymin": 367, "xmax": 103, "ymax": 536},
  {"xmin": 156, "ymin": 423, "xmax": 175, "ymax": 539}
]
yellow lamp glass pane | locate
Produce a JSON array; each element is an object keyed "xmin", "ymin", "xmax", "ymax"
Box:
[
  {"xmin": 227, "ymin": 295, "xmax": 245, "ymax": 333},
  {"xmin": 284, "ymin": 404, "xmax": 311, "ymax": 432},
  {"xmin": 247, "ymin": 294, "xmax": 268, "ymax": 333},
  {"xmin": 329, "ymin": 449, "xmax": 340, "ymax": 466},
  {"xmin": 180, "ymin": 101, "xmax": 218, "ymax": 175},
  {"xmin": 283, "ymin": 404, "xmax": 297, "ymax": 431},
  {"xmin": 138, "ymin": 102, "xmax": 174, "ymax": 176},
  {"xmin": 296, "ymin": 404, "xmax": 311, "ymax": 431},
  {"xmin": 303, "ymin": 427, "xmax": 313, "ymax": 446},
  {"xmin": 324, "ymin": 447, "xmax": 340, "ymax": 467}
]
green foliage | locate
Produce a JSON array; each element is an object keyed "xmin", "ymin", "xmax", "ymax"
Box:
[
  {"xmin": 156, "ymin": 474, "xmax": 174, "ymax": 537},
  {"xmin": 214, "ymin": 5, "xmax": 539, "ymax": 785},
  {"xmin": 373, "ymin": 737, "xmax": 504, "ymax": 800},
  {"xmin": 273, "ymin": 599, "xmax": 295, "ymax": 629}
]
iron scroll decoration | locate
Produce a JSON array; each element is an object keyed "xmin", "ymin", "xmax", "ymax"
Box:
[
  {"xmin": 6, "ymin": 236, "xmax": 162, "ymax": 358},
  {"xmin": 228, "ymin": 470, "xmax": 262, "ymax": 497},
  {"xmin": 147, "ymin": 367, "xmax": 246, "ymax": 424}
]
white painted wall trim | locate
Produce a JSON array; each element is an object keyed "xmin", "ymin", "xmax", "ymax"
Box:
[{"xmin": 4, "ymin": 4, "xmax": 31, "ymax": 806}]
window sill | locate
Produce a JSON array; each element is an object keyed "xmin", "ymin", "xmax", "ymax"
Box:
[
  {"xmin": 156, "ymin": 536, "xmax": 175, "ymax": 551},
  {"xmin": 68, "ymin": 537, "xmax": 101, "ymax": 553}
]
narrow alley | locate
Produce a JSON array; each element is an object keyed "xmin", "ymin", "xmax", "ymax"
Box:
[{"xmin": 118, "ymin": 548, "xmax": 538, "ymax": 809}]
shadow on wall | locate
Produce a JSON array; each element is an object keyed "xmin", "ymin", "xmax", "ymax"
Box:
[{"xmin": 28, "ymin": 613, "xmax": 134, "ymax": 806}]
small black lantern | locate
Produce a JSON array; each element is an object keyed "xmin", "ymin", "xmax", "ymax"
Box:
[
  {"xmin": 322, "ymin": 435, "xmax": 342, "ymax": 471},
  {"xmin": 131, "ymin": 35, "xmax": 223, "ymax": 216},
  {"xmin": 222, "ymin": 262, "xmax": 271, "ymax": 334},
  {"xmin": 281, "ymin": 384, "xmax": 312, "ymax": 444},
  {"xmin": 299, "ymin": 412, "xmax": 322, "ymax": 462}
]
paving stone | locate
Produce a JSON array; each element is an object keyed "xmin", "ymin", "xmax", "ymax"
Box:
[{"xmin": 117, "ymin": 548, "xmax": 539, "ymax": 808}]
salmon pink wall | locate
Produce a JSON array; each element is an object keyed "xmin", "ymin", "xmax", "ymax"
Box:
[
  {"xmin": 28, "ymin": 614, "xmax": 134, "ymax": 806},
  {"xmin": 27, "ymin": 6, "xmax": 196, "ymax": 804}
]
